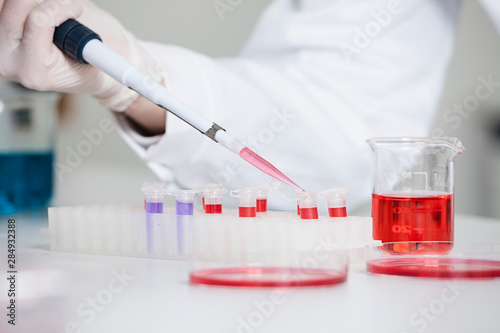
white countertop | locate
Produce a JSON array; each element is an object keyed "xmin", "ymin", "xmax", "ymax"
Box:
[{"xmin": 0, "ymin": 213, "xmax": 499, "ymax": 333}]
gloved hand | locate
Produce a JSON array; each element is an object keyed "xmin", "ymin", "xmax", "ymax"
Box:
[{"xmin": 0, "ymin": 0, "xmax": 161, "ymax": 111}]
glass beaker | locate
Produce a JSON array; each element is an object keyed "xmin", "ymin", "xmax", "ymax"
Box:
[
  {"xmin": 0, "ymin": 79, "xmax": 58, "ymax": 214},
  {"xmin": 366, "ymin": 138, "xmax": 465, "ymax": 253}
]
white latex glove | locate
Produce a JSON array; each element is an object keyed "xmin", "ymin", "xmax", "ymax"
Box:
[{"xmin": 0, "ymin": 0, "xmax": 161, "ymax": 111}]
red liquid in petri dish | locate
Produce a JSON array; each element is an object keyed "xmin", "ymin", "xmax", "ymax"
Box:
[
  {"xmin": 190, "ymin": 267, "xmax": 347, "ymax": 287},
  {"xmin": 372, "ymin": 193, "xmax": 454, "ymax": 253},
  {"xmin": 239, "ymin": 206, "xmax": 257, "ymax": 218},
  {"xmin": 367, "ymin": 257, "xmax": 500, "ymax": 279},
  {"xmin": 300, "ymin": 207, "xmax": 318, "ymax": 220},
  {"xmin": 205, "ymin": 204, "xmax": 222, "ymax": 214},
  {"xmin": 328, "ymin": 207, "xmax": 347, "ymax": 218},
  {"xmin": 256, "ymin": 199, "xmax": 267, "ymax": 213}
]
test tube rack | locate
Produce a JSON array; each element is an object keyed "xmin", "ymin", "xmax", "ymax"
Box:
[
  {"xmin": 48, "ymin": 205, "xmax": 193, "ymax": 260},
  {"xmin": 48, "ymin": 205, "xmax": 380, "ymax": 263}
]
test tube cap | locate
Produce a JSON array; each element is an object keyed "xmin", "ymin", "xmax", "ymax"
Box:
[
  {"xmin": 198, "ymin": 183, "xmax": 223, "ymax": 192},
  {"xmin": 297, "ymin": 190, "xmax": 318, "ymax": 207},
  {"xmin": 202, "ymin": 186, "xmax": 227, "ymax": 198},
  {"xmin": 230, "ymin": 188, "xmax": 259, "ymax": 198},
  {"xmin": 168, "ymin": 189, "xmax": 199, "ymax": 203},
  {"xmin": 141, "ymin": 182, "xmax": 169, "ymax": 195},
  {"xmin": 320, "ymin": 187, "xmax": 349, "ymax": 198}
]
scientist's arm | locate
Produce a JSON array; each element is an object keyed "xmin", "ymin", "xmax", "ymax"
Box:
[
  {"xmin": 123, "ymin": 0, "xmax": 460, "ymax": 209},
  {"xmin": 0, "ymin": 0, "xmax": 166, "ymax": 135}
]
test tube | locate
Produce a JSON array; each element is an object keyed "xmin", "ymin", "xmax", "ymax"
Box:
[
  {"xmin": 203, "ymin": 187, "xmax": 227, "ymax": 214},
  {"xmin": 298, "ymin": 190, "xmax": 319, "ymax": 220},
  {"xmin": 141, "ymin": 182, "xmax": 168, "ymax": 213},
  {"xmin": 140, "ymin": 182, "xmax": 151, "ymax": 210},
  {"xmin": 255, "ymin": 188, "xmax": 269, "ymax": 213},
  {"xmin": 231, "ymin": 188, "xmax": 258, "ymax": 218},
  {"xmin": 295, "ymin": 189, "xmax": 303, "ymax": 215},
  {"xmin": 199, "ymin": 183, "xmax": 222, "ymax": 212},
  {"xmin": 321, "ymin": 187, "xmax": 348, "ymax": 218},
  {"xmin": 169, "ymin": 189, "xmax": 198, "ymax": 256},
  {"xmin": 169, "ymin": 189, "xmax": 199, "ymax": 216}
]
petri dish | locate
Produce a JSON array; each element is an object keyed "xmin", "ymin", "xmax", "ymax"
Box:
[
  {"xmin": 190, "ymin": 250, "xmax": 348, "ymax": 288},
  {"xmin": 190, "ymin": 266, "xmax": 347, "ymax": 288},
  {"xmin": 366, "ymin": 242, "xmax": 500, "ymax": 279}
]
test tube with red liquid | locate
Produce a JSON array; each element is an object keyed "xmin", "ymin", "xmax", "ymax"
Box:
[
  {"xmin": 295, "ymin": 189, "xmax": 303, "ymax": 215},
  {"xmin": 199, "ymin": 184, "xmax": 222, "ymax": 212},
  {"xmin": 231, "ymin": 188, "xmax": 258, "ymax": 217},
  {"xmin": 298, "ymin": 190, "xmax": 319, "ymax": 220},
  {"xmin": 203, "ymin": 187, "xmax": 227, "ymax": 214},
  {"xmin": 321, "ymin": 187, "xmax": 348, "ymax": 218},
  {"xmin": 255, "ymin": 188, "xmax": 269, "ymax": 213}
]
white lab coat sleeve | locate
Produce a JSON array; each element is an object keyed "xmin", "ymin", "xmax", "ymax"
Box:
[
  {"xmin": 115, "ymin": 0, "xmax": 460, "ymax": 211},
  {"xmin": 478, "ymin": 0, "xmax": 500, "ymax": 34}
]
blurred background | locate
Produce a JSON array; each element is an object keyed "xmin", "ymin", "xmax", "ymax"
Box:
[{"xmin": 48, "ymin": 0, "xmax": 500, "ymax": 217}]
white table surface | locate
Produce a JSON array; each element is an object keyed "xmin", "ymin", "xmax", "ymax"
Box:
[{"xmin": 1, "ymin": 212, "xmax": 499, "ymax": 333}]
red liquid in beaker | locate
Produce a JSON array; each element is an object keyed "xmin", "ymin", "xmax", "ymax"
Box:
[
  {"xmin": 300, "ymin": 207, "xmax": 318, "ymax": 220},
  {"xmin": 239, "ymin": 206, "xmax": 256, "ymax": 217},
  {"xmin": 256, "ymin": 199, "xmax": 267, "ymax": 213},
  {"xmin": 328, "ymin": 207, "xmax": 347, "ymax": 218},
  {"xmin": 205, "ymin": 204, "xmax": 222, "ymax": 214},
  {"xmin": 372, "ymin": 193, "xmax": 454, "ymax": 252}
]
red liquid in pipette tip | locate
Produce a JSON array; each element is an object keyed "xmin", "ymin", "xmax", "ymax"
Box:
[
  {"xmin": 239, "ymin": 206, "xmax": 257, "ymax": 217},
  {"xmin": 239, "ymin": 148, "xmax": 303, "ymax": 191},
  {"xmin": 256, "ymin": 199, "xmax": 267, "ymax": 213},
  {"xmin": 205, "ymin": 204, "xmax": 222, "ymax": 214},
  {"xmin": 328, "ymin": 207, "xmax": 347, "ymax": 218}
]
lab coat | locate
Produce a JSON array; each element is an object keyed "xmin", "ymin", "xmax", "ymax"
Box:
[{"xmin": 113, "ymin": 0, "xmax": 500, "ymax": 212}]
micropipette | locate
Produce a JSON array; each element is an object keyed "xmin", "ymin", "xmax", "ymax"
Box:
[{"xmin": 53, "ymin": 20, "xmax": 302, "ymax": 190}]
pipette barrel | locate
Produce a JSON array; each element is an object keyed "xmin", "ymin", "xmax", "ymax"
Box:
[{"xmin": 55, "ymin": 20, "xmax": 303, "ymax": 193}]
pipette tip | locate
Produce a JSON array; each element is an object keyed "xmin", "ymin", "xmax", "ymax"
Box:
[{"xmin": 238, "ymin": 147, "xmax": 303, "ymax": 191}]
